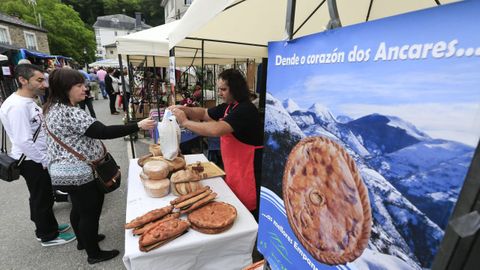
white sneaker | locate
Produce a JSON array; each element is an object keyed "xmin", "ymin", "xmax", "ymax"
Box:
[{"xmin": 41, "ymin": 232, "xmax": 76, "ymax": 247}]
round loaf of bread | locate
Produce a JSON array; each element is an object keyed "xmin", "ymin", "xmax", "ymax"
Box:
[
  {"xmin": 149, "ymin": 144, "xmax": 162, "ymax": 156},
  {"xmin": 143, "ymin": 179, "xmax": 170, "ymax": 198},
  {"xmin": 137, "ymin": 153, "xmax": 153, "ymax": 167},
  {"xmin": 139, "ymin": 172, "xmax": 149, "ymax": 183},
  {"xmin": 143, "ymin": 160, "xmax": 171, "ymax": 180},
  {"xmin": 170, "ymin": 169, "xmax": 201, "ymax": 183},
  {"xmin": 171, "ymin": 181, "xmax": 202, "ymax": 196},
  {"xmin": 187, "ymin": 202, "xmax": 237, "ymax": 234},
  {"xmin": 169, "ymin": 157, "xmax": 186, "ymax": 172}
]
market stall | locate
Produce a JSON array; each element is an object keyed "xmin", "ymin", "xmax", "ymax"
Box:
[
  {"xmin": 116, "ymin": 22, "xmax": 243, "ymax": 156},
  {"xmin": 89, "ymin": 58, "xmax": 120, "ymax": 68},
  {"xmin": 123, "ymin": 154, "xmax": 258, "ymax": 270}
]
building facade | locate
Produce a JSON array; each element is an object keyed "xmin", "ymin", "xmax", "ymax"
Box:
[
  {"xmin": 161, "ymin": 0, "xmax": 193, "ymax": 23},
  {"xmin": 104, "ymin": 43, "xmax": 118, "ymax": 60},
  {"xmin": 0, "ymin": 12, "xmax": 50, "ymax": 54},
  {"xmin": 93, "ymin": 13, "xmax": 150, "ymax": 59}
]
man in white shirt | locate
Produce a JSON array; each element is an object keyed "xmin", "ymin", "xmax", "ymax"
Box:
[{"xmin": 0, "ymin": 64, "xmax": 76, "ymax": 247}]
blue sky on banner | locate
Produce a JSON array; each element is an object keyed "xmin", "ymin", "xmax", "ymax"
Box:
[{"xmin": 267, "ymin": 1, "xmax": 480, "ymax": 146}]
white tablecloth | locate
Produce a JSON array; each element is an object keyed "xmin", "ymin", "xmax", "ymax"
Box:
[{"xmin": 123, "ymin": 154, "xmax": 258, "ymax": 270}]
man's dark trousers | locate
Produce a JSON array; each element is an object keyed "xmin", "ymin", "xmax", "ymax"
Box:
[{"xmin": 20, "ymin": 160, "xmax": 59, "ymax": 241}]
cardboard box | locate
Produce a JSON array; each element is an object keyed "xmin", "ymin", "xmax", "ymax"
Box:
[{"xmin": 133, "ymin": 103, "xmax": 152, "ymax": 119}]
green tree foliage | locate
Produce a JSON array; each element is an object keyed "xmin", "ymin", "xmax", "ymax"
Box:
[
  {"xmin": 140, "ymin": 0, "xmax": 164, "ymax": 27},
  {"xmin": 61, "ymin": 0, "xmax": 105, "ymax": 26},
  {"xmin": 0, "ymin": 0, "xmax": 96, "ymax": 65},
  {"xmin": 61, "ymin": 0, "xmax": 164, "ymax": 27},
  {"xmin": 103, "ymin": 0, "xmax": 141, "ymax": 16}
]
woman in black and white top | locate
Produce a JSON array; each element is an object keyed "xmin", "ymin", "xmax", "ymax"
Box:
[{"xmin": 43, "ymin": 68, "xmax": 155, "ymax": 264}]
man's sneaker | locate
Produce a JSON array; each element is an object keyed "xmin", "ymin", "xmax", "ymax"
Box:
[
  {"xmin": 36, "ymin": 224, "xmax": 71, "ymax": 241},
  {"xmin": 58, "ymin": 224, "xmax": 71, "ymax": 233},
  {"xmin": 41, "ymin": 232, "xmax": 76, "ymax": 247}
]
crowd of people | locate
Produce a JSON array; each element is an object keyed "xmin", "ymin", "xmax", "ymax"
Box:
[
  {"xmin": 78, "ymin": 66, "xmax": 130, "ymax": 117},
  {"xmin": 0, "ymin": 63, "xmax": 263, "ymax": 266}
]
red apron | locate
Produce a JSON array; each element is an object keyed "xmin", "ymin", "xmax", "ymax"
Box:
[{"xmin": 220, "ymin": 103, "xmax": 260, "ymax": 211}]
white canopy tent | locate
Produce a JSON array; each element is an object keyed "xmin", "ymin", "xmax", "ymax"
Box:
[
  {"xmin": 116, "ymin": 20, "xmax": 240, "ymax": 66},
  {"xmin": 116, "ymin": 20, "xmax": 178, "ymax": 57},
  {"xmin": 89, "ymin": 58, "xmax": 120, "ymax": 68},
  {"xmin": 169, "ymin": 0, "xmax": 461, "ymax": 58},
  {"xmin": 0, "ymin": 54, "xmax": 7, "ymax": 61},
  {"xmin": 114, "ymin": 0, "xmax": 462, "ymax": 66}
]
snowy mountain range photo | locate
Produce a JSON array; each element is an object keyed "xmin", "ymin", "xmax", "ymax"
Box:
[{"xmin": 261, "ymin": 93, "xmax": 476, "ymax": 270}]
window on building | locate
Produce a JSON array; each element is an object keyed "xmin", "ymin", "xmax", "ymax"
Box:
[
  {"xmin": 0, "ymin": 26, "xmax": 11, "ymax": 45},
  {"xmin": 24, "ymin": 31, "xmax": 38, "ymax": 50},
  {"xmin": 185, "ymin": 0, "xmax": 194, "ymax": 5},
  {"xmin": 114, "ymin": 31, "xmax": 118, "ymax": 36},
  {"xmin": 110, "ymin": 50, "xmax": 114, "ymax": 54}
]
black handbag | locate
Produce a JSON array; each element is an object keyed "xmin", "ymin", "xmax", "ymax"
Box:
[
  {"xmin": 46, "ymin": 127, "xmax": 121, "ymax": 193},
  {"xmin": 90, "ymin": 147, "xmax": 121, "ymax": 193},
  {"xmin": 0, "ymin": 125, "xmax": 41, "ymax": 182}
]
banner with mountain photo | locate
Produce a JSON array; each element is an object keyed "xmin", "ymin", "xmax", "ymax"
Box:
[{"xmin": 257, "ymin": 1, "xmax": 480, "ymax": 270}]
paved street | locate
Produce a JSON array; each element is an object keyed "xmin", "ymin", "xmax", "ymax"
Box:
[{"xmin": 0, "ymin": 98, "xmax": 150, "ymax": 270}]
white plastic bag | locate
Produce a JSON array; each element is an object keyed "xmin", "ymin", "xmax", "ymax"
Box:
[{"xmin": 158, "ymin": 109, "xmax": 181, "ymax": 160}]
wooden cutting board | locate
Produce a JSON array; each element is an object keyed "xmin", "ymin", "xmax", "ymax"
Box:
[{"xmin": 187, "ymin": 162, "xmax": 225, "ymax": 179}]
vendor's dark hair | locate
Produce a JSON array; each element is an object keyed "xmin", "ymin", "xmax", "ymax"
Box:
[
  {"xmin": 14, "ymin": 64, "xmax": 44, "ymax": 86},
  {"xmin": 43, "ymin": 68, "xmax": 85, "ymax": 114},
  {"xmin": 218, "ymin": 69, "xmax": 249, "ymax": 102}
]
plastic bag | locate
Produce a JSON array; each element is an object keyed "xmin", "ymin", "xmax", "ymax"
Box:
[{"xmin": 158, "ymin": 109, "xmax": 181, "ymax": 160}]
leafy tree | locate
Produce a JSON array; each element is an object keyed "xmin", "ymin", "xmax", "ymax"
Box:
[
  {"xmin": 140, "ymin": 0, "xmax": 164, "ymax": 26},
  {"xmin": 0, "ymin": 0, "xmax": 96, "ymax": 65},
  {"xmin": 103, "ymin": 0, "xmax": 141, "ymax": 16},
  {"xmin": 61, "ymin": 0, "xmax": 164, "ymax": 27},
  {"xmin": 61, "ymin": 0, "xmax": 105, "ymax": 26}
]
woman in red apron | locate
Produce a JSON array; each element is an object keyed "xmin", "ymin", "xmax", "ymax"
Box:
[
  {"xmin": 170, "ymin": 68, "xmax": 263, "ymax": 212},
  {"xmin": 220, "ymin": 102, "xmax": 260, "ymax": 211}
]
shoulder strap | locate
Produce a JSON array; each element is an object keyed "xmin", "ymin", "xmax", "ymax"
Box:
[
  {"xmin": 45, "ymin": 124, "xmax": 86, "ymax": 161},
  {"xmin": 1, "ymin": 125, "xmax": 7, "ymax": 153},
  {"xmin": 1, "ymin": 124, "xmax": 41, "ymax": 166},
  {"xmin": 45, "ymin": 124, "xmax": 106, "ymax": 165},
  {"xmin": 17, "ymin": 125, "xmax": 42, "ymax": 165}
]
